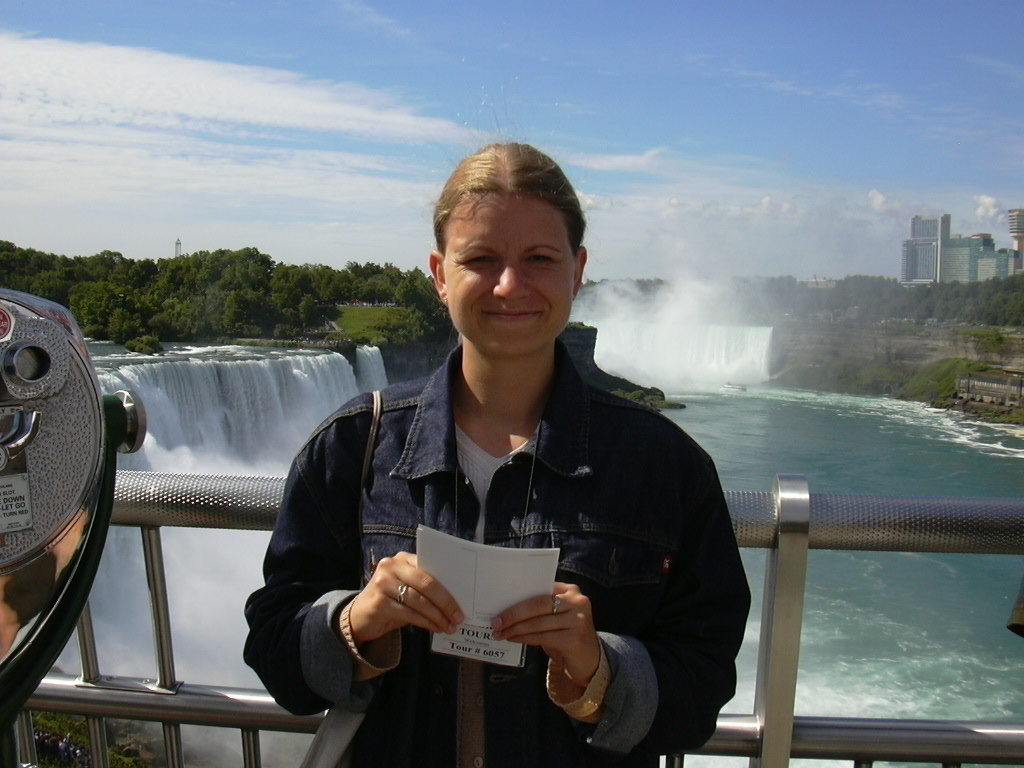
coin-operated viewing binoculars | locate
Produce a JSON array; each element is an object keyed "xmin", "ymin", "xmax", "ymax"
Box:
[{"xmin": 0, "ymin": 290, "xmax": 146, "ymax": 766}]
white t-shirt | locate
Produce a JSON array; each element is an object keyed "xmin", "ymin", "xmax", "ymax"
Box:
[{"xmin": 454, "ymin": 424, "xmax": 536, "ymax": 543}]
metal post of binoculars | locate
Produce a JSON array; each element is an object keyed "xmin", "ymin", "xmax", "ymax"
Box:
[{"xmin": 0, "ymin": 290, "xmax": 146, "ymax": 768}]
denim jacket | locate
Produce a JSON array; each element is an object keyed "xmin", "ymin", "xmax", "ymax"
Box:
[{"xmin": 244, "ymin": 342, "xmax": 750, "ymax": 768}]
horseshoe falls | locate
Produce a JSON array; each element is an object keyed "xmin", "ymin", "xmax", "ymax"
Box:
[
  {"xmin": 593, "ymin": 322, "xmax": 773, "ymax": 390},
  {"xmin": 571, "ymin": 280, "xmax": 775, "ymax": 390}
]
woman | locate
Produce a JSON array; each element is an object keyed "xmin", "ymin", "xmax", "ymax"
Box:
[{"xmin": 244, "ymin": 143, "xmax": 750, "ymax": 767}]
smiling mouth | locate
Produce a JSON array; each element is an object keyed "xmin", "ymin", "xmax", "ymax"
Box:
[{"xmin": 486, "ymin": 310, "xmax": 540, "ymax": 319}]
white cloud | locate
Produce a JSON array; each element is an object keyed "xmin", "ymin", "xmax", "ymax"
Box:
[
  {"xmin": 567, "ymin": 147, "xmax": 671, "ymax": 174},
  {"xmin": 0, "ymin": 127, "xmax": 440, "ymax": 266},
  {"xmin": 543, "ymin": 146, "xmax": 943, "ymax": 281},
  {"xmin": 715, "ymin": 61, "xmax": 902, "ymax": 111},
  {"xmin": 960, "ymin": 55, "xmax": 1024, "ymax": 85},
  {"xmin": 553, "ymin": 101, "xmax": 596, "ymax": 116},
  {"xmin": 0, "ymin": 33, "xmax": 1015, "ymax": 284},
  {"xmin": 0, "ymin": 32, "xmax": 480, "ymax": 143},
  {"xmin": 336, "ymin": 0, "xmax": 413, "ymax": 40},
  {"xmin": 868, "ymin": 189, "xmax": 888, "ymax": 212},
  {"xmin": 824, "ymin": 83, "xmax": 903, "ymax": 110},
  {"xmin": 576, "ymin": 185, "xmax": 910, "ymax": 282},
  {"xmin": 0, "ymin": 33, "xmax": 489, "ymax": 266},
  {"xmin": 723, "ymin": 67, "xmax": 814, "ymax": 98},
  {"xmin": 974, "ymin": 194, "xmax": 1003, "ymax": 223}
]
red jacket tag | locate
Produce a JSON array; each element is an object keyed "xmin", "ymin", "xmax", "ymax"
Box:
[{"xmin": 661, "ymin": 555, "xmax": 673, "ymax": 574}]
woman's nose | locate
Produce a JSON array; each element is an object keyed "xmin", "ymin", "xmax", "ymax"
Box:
[{"xmin": 494, "ymin": 263, "xmax": 527, "ymax": 297}]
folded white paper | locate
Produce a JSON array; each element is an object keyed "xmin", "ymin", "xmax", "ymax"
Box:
[{"xmin": 416, "ymin": 525, "xmax": 559, "ymax": 667}]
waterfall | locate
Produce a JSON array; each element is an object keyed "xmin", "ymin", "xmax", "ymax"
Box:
[
  {"xmin": 572, "ymin": 279, "xmax": 773, "ymax": 393},
  {"xmin": 95, "ymin": 345, "xmax": 387, "ymax": 475},
  {"xmin": 591, "ymin": 322, "xmax": 774, "ymax": 392},
  {"xmin": 355, "ymin": 344, "xmax": 389, "ymax": 394},
  {"xmin": 65, "ymin": 344, "xmax": 390, "ymax": 689}
]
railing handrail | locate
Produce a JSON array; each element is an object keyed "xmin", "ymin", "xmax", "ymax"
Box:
[
  {"xmin": 112, "ymin": 470, "xmax": 1024, "ymax": 554},
  {"xmin": 28, "ymin": 674, "xmax": 1024, "ymax": 764},
  {"xmin": 17, "ymin": 470, "xmax": 1024, "ymax": 768}
]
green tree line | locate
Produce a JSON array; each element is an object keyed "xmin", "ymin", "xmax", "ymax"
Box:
[
  {"xmin": 592, "ymin": 273, "xmax": 1024, "ymax": 327},
  {"xmin": 6, "ymin": 240, "xmax": 1024, "ymax": 347},
  {"xmin": 0, "ymin": 241, "xmax": 451, "ymax": 344},
  {"xmin": 727, "ymin": 273, "xmax": 1024, "ymax": 326}
]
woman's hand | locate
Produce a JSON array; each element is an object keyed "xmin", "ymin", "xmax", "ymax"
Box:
[
  {"xmin": 491, "ymin": 581, "xmax": 601, "ymax": 688},
  {"xmin": 348, "ymin": 552, "xmax": 464, "ymax": 645}
]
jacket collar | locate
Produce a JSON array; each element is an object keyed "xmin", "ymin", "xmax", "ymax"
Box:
[{"xmin": 392, "ymin": 339, "xmax": 594, "ymax": 481}]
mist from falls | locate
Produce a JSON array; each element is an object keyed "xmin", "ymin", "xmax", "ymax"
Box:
[{"xmin": 572, "ymin": 279, "xmax": 773, "ymax": 392}]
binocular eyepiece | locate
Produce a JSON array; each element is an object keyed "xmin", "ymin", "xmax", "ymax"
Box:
[
  {"xmin": 0, "ymin": 289, "xmax": 147, "ymax": 758},
  {"xmin": 2, "ymin": 342, "xmax": 51, "ymax": 386}
]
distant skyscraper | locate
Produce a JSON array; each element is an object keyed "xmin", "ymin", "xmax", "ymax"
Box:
[
  {"xmin": 1009, "ymin": 210, "xmax": 1024, "ymax": 250},
  {"xmin": 902, "ymin": 213, "xmax": 1018, "ymax": 283},
  {"xmin": 901, "ymin": 239, "xmax": 936, "ymax": 283},
  {"xmin": 910, "ymin": 214, "xmax": 950, "ymax": 240},
  {"xmin": 901, "ymin": 214, "xmax": 950, "ymax": 284},
  {"xmin": 940, "ymin": 232, "xmax": 1007, "ymax": 283},
  {"xmin": 1009, "ymin": 210, "xmax": 1024, "ymax": 274}
]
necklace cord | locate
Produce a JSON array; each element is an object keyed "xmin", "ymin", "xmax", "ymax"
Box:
[{"xmin": 454, "ymin": 421, "xmax": 541, "ymax": 547}]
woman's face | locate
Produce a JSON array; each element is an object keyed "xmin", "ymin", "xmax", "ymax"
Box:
[{"xmin": 430, "ymin": 193, "xmax": 586, "ymax": 363}]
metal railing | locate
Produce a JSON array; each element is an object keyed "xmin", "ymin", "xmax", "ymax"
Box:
[
  {"xmin": 958, "ymin": 373, "xmax": 1024, "ymax": 407},
  {"xmin": 18, "ymin": 470, "xmax": 1024, "ymax": 768}
]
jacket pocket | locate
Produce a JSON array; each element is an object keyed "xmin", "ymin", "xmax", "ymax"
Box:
[
  {"xmin": 553, "ymin": 531, "xmax": 667, "ymax": 589},
  {"xmin": 359, "ymin": 527, "xmax": 417, "ymax": 583}
]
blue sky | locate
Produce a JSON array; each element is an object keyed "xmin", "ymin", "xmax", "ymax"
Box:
[{"xmin": 2, "ymin": 1, "xmax": 1022, "ymax": 281}]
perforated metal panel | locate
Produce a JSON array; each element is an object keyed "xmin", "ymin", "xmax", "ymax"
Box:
[
  {"xmin": 807, "ymin": 494, "xmax": 1024, "ymax": 554},
  {"xmin": 109, "ymin": 474, "xmax": 1024, "ymax": 556},
  {"xmin": 111, "ymin": 471, "xmax": 284, "ymax": 530},
  {"xmin": 725, "ymin": 490, "xmax": 1024, "ymax": 554},
  {"xmin": 721, "ymin": 490, "xmax": 775, "ymax": 548}
]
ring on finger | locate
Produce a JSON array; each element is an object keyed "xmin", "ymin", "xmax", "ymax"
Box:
[
  {"xmin": 398, "ymin": 583, "xmax": 409, "ymax": 605},
  {"xmin": 552, "ymin": 596, "xmax": 562, "ymax": 614}
]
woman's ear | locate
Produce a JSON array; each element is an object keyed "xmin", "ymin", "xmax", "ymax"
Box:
[
  {"xmin": 573, "ymin": 248, "xmax": 588, "ymax": 298},
  {"xmin": 429, "ymin": 250, "xmax": 447, "ymax": 304}
]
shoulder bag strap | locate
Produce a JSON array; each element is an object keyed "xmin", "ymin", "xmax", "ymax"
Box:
[
  {"xmin": 299, "ymin": 389, "xmax": 382, "ymax": 768},
  {"xmin": 357, "ymin": 389, "xmax": 383, "ymax": 586}
]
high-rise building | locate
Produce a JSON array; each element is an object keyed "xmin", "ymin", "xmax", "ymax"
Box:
[
  {"xmin": 1009, "ymin": 210, "xmax": 1024, "ymax": 274},
  {"xmin": 940, "ymin": 233, "xmax": 1008, "ymax": 283},
  {"xmin": 910, "ymin": 214, "xmax": 951, "ymax": 240},
  {"xmin": 1009, "ymin": 210, "xmax": 1024, "ymax": 252},
  {"xmin": 901, "ymin": 239, "xmax": 937, "ymax": 284},
  {"xmin": 900, "ymin": 214, "xmax": 950, "ymax": 284},
  {"xmin": 901, "ymin": 213, "xmax": 1018, "ymax": 283}
]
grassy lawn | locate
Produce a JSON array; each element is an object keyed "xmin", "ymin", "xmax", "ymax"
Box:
[
  {"xmin": 334, "ymin": 305, "xmax": 408, "ymax": 344},
  {"xmin": 900, "ymin": 358, "xmax": 993, "ymax": 401}
]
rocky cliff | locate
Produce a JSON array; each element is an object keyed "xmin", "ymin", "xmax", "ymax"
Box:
[
  {"xmin": 771, "ymin": 324, "xmax": 1024, "ymax": 376},
  {"xmin": 378, "ymin": 338, "xmax": 456, "ymax": 383}
]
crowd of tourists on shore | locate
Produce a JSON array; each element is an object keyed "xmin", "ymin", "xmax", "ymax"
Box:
[{"xmin": 33, "ymin": 731, "xmax": 93, "ymax": 767}]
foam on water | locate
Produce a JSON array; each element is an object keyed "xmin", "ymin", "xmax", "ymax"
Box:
[{"xmin": 659, "ymin": 379, "xmax": 1024, "ymax": 768}]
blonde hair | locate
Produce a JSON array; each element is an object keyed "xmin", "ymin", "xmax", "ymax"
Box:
[{"xmin": 433, "ymin": 143, "xmax": 585, "ymax": 253}]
